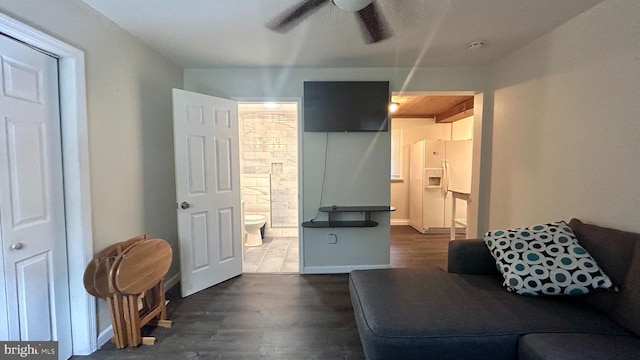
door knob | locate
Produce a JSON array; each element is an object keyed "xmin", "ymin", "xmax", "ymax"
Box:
[
  {"xmin": 180, "ymin": 201, "xmax": 191, "ymax": 209},
  {"xmin": 10, "ymin": 242, "xmax": 24, "ymax": 251}
]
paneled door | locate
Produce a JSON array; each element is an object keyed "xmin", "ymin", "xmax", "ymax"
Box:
[
  {"xmin": 0, "ymin": 35, "xmax": 72, "ymax": 358},
  {"xmin": 172, "ymin": 89, "xmax": 242, "ymax": 297}
]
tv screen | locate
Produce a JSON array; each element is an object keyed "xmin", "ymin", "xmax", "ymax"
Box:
[{"xmin": 303, "ymin": 81, "xmax": 390, "ymax": 132}]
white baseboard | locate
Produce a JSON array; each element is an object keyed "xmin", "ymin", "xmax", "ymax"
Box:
[
  {"xmin": 302, "ymin": 264, "xmax": 390, "ymax": 274},
  {"xmin": 96, "ymin": 272, "xmax": 181, "ymax": 348},
  {"xmin": 164, "ymin": 271, "xmax": 180, "ymax": 292},
  {"xmin": 97, "ymin": 326, "xmax": 113, "ymax": 349},
  {"xmin": 391, "ymin": 219, "xmax": 410, "ymax": 226}
]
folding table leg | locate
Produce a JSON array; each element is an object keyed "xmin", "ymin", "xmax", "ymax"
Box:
[
  {"xmin": 107, "ymin": 295, "xmax": 128, "ymax": 348},
  {"xmin": 124, "ymin": 294, "xmax": 142, "ymax": 347}
]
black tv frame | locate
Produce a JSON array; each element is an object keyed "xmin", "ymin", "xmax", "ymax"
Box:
[{"xmin": 303, "ymin": 81, "xmax": 390, "ymax": 132}]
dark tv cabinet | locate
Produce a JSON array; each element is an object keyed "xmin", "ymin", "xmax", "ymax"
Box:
[{"xmin": 301, "ymin": 206, "xmax": 395, "ymax": 228}]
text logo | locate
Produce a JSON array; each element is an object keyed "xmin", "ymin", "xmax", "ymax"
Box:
[{"xmin": 1, "ymin": 341, "xmax": 57, "ymax": 359}]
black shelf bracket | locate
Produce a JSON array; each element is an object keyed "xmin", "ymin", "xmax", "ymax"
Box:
[{"xmin": 301, "ymin": 206, "xmax": 395, "ymax": 228}]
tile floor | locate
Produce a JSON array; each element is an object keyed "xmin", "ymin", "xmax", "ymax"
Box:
[{"xmin": 243, "ymin": 236, "xmax": 299, "ymax": 273}]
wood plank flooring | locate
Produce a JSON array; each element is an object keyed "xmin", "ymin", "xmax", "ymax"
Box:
[
  {"xmin": 74, "ymin": 226, "xmax": 462, "ymax": 359},
  {"xmin": 73, "ymin": 274, "xmax": 363, "ymax": 360},
  {"xmin": 390, "ymin": 225, "xmax": 465, "ymax": 269}
]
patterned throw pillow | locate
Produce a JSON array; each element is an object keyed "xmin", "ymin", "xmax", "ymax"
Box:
[{"xmin": 484, "ymin": 221, "xmax": 615, "ymax": 296}]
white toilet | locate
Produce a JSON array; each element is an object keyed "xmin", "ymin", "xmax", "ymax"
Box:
[{"xmin": 244, "ymin": 214, "xmax": 266, "ymax": 247}]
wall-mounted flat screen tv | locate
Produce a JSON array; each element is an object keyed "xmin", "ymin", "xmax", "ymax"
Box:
[{"xmin": 303, "ymin": 81, "xmax": 390, "ymax": 132}]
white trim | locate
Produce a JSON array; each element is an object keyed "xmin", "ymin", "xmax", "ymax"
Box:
[
  {"xmin": 391, "ymin": 219, "xmax": 410, "ymax": 226},
  {"xmin": 164, "ymin": 272, "xmax": 181, "ymax": 291},
  {"xmin": 296, "ymin": 99, "xmax": 304, "ymax": 274},
  {"xmin": 0, "ymin": 12, "xmax": 95, "ymax": 355},
  {"xmin": 97, "ymin": 325, "xmax": 113, "ymax": 349},
  {"xmin": 303, "ymin": 264, "xmax": 390, "ymax": 274}
]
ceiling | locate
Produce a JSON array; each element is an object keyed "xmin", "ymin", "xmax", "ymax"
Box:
[
  {"xmin": 391, "ymin": 95, "xmax": 472, "ymax": 120},
  {"xmin": 81, "ymin": 0, "xmax": 603, "ymax": 68}
]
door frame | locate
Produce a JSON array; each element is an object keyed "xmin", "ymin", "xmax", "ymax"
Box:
[
  {"xmin": 0, "ymin": 12, "xmax": 96, "ymax": 355},
  {"xmin": 234, "ymin": 97, "xmax": 304, "ymax": 272},
  {"xmin": 390, "ymin": 90, "xmax": 487, "ymax": 238}
]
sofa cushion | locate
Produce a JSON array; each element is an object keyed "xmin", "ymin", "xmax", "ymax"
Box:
[
  {"xmin": 568, "ymin": 219, "xmax": 639, "ymax": 286},
  {"xmin": 447, "ymin": 239, "xmax": 500, "ymax": 275},
  {"xmin": 569, "ymin": 219, "xmax": 640, "ymax": 336},
  {"xmin": 611, "ymin": 241, "xmax": 640, "ymax": 337},
  {"xmin": 349, "ymin": 267, "xmax": 628, "ymax": 360},
  {"xmin": 484, "ymin": 221, "xmax": 615, "ymax": 295},
  {"xmin": 518, "ymin": 333, "xmax": 640, "ymax": 360}
]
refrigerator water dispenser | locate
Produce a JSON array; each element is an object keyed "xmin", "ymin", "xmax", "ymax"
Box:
[{"xmin": 425, "ymin": 168, "xmax": 443, "ymax": 188}]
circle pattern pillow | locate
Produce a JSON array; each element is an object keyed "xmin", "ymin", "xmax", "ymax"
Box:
[{"xmin": 484, "ymin": 221, "xmax": 616, "ymax": 296}]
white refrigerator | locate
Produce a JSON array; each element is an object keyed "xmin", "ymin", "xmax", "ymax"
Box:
[{"xmin": 409, "ymin": 139, "xmax": 472, "ymax": 233}]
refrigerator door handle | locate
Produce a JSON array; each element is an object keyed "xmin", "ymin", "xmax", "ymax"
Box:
[{"xmin": 441, "ymin": 160, "xmax": 449, "ymax": 197}]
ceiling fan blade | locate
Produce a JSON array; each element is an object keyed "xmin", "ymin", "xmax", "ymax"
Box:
[
  {"xmin": 267, "ymin": 0, "xmax": 330, "ymax": 33},
  {"xmin": 355, "ymin": 2, "xmax": 391, "ymax": 43}
]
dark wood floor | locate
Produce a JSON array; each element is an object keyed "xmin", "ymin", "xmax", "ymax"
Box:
[
  {"xmin": 74, "ymin": 226, "xmax": 460, "ymax": 359},
  {"xmin": 390, "ymin": 225, "xmax": 464, "ymax": 269},
  {"xmin": 73, "ymin": 274, "xmax": 364, "ymax": 359}
]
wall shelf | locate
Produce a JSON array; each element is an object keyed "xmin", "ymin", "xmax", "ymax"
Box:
[{"xmin": 302, "ymin": 206, "xmax": 395, "ymax": 228}]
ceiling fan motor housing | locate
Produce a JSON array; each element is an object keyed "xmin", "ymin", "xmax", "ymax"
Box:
[{"xmin": 332, "ymin": 0, "xmax": 372, "ymax": 12}]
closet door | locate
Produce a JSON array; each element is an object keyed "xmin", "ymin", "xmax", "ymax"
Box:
[{"xmin": 0, "ymin": 34, "xmax": 72, "ymax": 358}]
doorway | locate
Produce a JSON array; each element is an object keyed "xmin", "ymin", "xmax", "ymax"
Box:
[
  {"xmin": 238, "ymin": 102, "xmax": 300, "ymax": 273},
  {"xmin": 389, "ymin": 92, "xmax": 481, "ymax": 267}
]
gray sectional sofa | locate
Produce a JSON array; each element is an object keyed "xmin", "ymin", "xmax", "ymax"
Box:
[{"xmin": 349, "ymin": 219, "xmax": 640, "ymax": 359}]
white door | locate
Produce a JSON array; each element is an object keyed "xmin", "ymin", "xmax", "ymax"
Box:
[
  {"xmin": 172, "ymin": 89, "xmax": 242, "ymax": 297},
  {"xmin": 408, "ymin": 141, "xmax": 424, "ymax": 232},
  {"xmin": 0, "ymin": 35, "xmax": 72, "ymax": 358}
]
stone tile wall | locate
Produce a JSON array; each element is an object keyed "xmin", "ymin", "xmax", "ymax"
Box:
[{"xmin": 239, "ymin": 105, "xmax": 298, "ymax": 237}]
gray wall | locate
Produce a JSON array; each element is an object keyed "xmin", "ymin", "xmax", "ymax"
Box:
[
  {"xmin": 5, "ymin": 0, "xmax": 637, "ymax": 344},
  {"xmin": 0, "ymin": 0, "xmax": 183, "ymax": 335},
  {"xmin": 489, "ymin": 0, "xmax": 640, "ymax": 233},
  {"xmin": 184, "ymin": 67, "xmax": 489, "ymax": 272}
]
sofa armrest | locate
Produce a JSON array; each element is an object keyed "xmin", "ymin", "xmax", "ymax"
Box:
[{"xmin": 447, "ymin": 239, "xmax": 499, "ymax": 275}]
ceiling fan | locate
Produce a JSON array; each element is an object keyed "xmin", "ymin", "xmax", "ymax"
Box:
[{"xmin": 267, "ymin": 0, "xmax": 391, "ymax": 43}]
